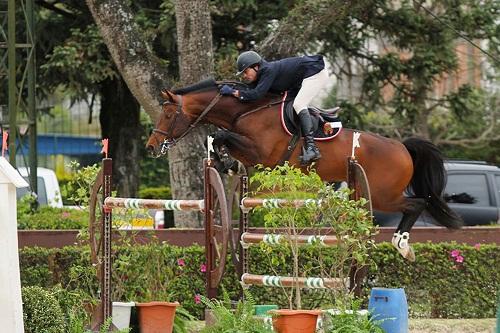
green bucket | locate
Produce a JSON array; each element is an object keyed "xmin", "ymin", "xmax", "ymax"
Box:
[{"xmin": 254, "ymin": 304, "xmax": 278, "ymax": 316}]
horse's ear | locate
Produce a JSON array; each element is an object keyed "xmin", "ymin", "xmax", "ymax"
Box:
[{"xmin": 160, "ymin": 89, "xmax": 177, "ymax": 103}]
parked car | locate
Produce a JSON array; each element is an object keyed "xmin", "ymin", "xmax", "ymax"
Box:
[
  {"xmin": 374, "ymin": 160, "xmax": 500, "ymax": 227},
  {"xmin": 16, "ymin": 167, "xmax": 63, "ymax": 208},
  {"xmin": 16, "ymin": 166, "xmax": 158, "ymax": 229}
]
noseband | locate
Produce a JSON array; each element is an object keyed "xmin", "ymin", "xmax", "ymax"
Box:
[{"xmin": 152, "ymin": 92, "xmax": 222, "ymax": 154}]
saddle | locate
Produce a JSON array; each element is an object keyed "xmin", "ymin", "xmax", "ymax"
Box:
[{"xmin": 281, "ymin": 99, "xmax": 342, "ymax": 140}]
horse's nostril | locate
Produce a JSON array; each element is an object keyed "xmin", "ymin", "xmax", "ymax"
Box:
[{"xmin": 146, "ymin": 145, "xmax": 155, "ymax": 154}]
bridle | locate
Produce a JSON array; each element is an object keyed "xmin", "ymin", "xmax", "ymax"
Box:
[{"xmin": 152, "ymin": 92, "xmax": 223, "ymax": 155}]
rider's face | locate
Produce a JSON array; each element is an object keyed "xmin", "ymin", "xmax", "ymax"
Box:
[{"xmin": 242, "ymin": 65, "xmax": 259, "ymax": 83}]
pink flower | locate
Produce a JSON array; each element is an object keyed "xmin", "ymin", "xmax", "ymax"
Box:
[
  {"xmin": 177, "ymin": 259, "xmax": 185, "ymax": 267},
  {"xmin": 450, "ymin": 249, "xmax": 460, "ymax": 257},
  {"xmin": 194, "ymin": 294, "xmax": 201, "ymax": 304},
  {"xmin": 474, "ymin": 243, "xmax": 481, "ymax": 250},
  {"xmin": 61, "ymin": 212, "xmax": 70, "ymax": 218},
  {"xmin": 455, "ymin": 255, "xmax": 464, "ymax": 263},
  {"xmin": 200, "ymin": 263, "xmax": 207, "ymax": 273}
]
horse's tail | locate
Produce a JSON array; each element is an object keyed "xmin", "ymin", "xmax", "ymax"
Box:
[{"xmin": 403, "ymin": 137, "xmax": 463, "ymax": 229}]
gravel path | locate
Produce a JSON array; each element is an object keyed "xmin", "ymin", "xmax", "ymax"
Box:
[{"xmin": 409, "ymin": 318, "xmax": 496, "ymax": 333}]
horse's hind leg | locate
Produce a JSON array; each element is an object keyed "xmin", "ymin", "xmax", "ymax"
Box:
[{"xmin": 392, "ymin": 197, "xmax": 426, "ymax": 262}]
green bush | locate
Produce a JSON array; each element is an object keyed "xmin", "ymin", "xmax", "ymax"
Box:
[
  {"xmin": 17, "ymin": 205, "xmax": 89, "ymax": 230},
  {"xmin": 19, "ymin": 242, "xmax": 500, "ymax": 319},
  {"xmin": 22, "ymin": 286, "xmax": 66, "ymax": 333},
  {"xmin": 368, "ymin": 242, "xmax": 500, "ymax": 318},
  {"xmin": 138, "ymin": 186, "xmax": 171, "ymax": 199},
  {"xmin": 17, "ymin": 195, "xmax": 89, "ymax": 230}
]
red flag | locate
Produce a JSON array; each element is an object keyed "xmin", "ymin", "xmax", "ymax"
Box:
[
  {"xmin": 1, "ymin": 130, "xmax": 8, "ymax": 157},
  {"xmin": 101, "ymin": 138, "xmax": 109, "ymax": 158}
]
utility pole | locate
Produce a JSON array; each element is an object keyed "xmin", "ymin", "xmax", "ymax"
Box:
[
  {"xmin": 7, "ymin": 0, "xmax": 15, "ymax": 166},
  {"xmin": 1, "ymin": 0, "xmax": 37, "ymax": 194}
]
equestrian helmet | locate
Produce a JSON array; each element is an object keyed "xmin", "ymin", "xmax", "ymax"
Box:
[{"xmin": 236, "ymin": 51, "xmax": 262, "ymax": 76}]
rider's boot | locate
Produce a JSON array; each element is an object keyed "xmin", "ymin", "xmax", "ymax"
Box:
[{"xmin": 298, "ymin": 109, "xmax": 321, "ymax": 165}]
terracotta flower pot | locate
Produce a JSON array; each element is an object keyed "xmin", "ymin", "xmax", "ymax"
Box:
[
  {"xmin": 136, "ymin": 301, "xmax": 179, "ymax": 333},
  {"xmin": 270, "ymin": 309, "xmax": 322, "ymax": 333}
]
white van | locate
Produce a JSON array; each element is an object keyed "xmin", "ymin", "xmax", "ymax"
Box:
[{"xmin": 16, "ymin": 167, "xmax": 63, "ymax": 208}]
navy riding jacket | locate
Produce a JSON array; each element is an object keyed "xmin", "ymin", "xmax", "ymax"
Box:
[{"xmin": 238, "ymin": 55, "xmax": 325, "ymax": 101}]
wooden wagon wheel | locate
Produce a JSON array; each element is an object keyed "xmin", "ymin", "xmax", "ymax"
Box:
[
  {"xmin": 205, "ymin": 165, "xmax": 231, "ymax": 294},
  {"xmin": 225, "ymin": 172, "xmax": 247, "ymax": 278},
  {"xmin": 89, "ymin": 168, "xmax": 103, "ymax": 268}
]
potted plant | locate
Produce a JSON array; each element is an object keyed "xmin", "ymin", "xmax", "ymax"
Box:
[
  {"xmin": 250, "ymin": 163, "xmax": 376, "ymax": 333},
  {"xmin": 111, "ymin": 238, "xmax": 187, "ymax": 333}
]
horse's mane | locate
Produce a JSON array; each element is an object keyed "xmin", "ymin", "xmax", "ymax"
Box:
[{"xmin": 172, "ymin": 78, "xmax": 251, "ymax": 95}]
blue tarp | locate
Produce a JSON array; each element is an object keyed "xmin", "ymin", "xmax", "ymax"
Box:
[{"xmin": 0, "ymin": 134, "xmax": 101, "ymax": 156}]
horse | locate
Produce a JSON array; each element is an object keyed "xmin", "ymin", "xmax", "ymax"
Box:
[{"xmin": 146, "ymin": 78, "xmax": 462, "ymax": 261}]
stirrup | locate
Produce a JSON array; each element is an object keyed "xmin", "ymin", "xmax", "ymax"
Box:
[{"xmin": 299, "ymin": 147, "xmax": 321, "ymax": 165}]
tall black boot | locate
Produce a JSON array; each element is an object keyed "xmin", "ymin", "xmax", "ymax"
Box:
[{"xmin": 298, "ymin": 109, "xmax": 321, "ymax": 165}]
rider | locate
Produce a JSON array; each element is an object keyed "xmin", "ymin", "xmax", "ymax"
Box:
[{"xmin": 219, "ymin": 51, "xmax": 329, "ymax": 165}]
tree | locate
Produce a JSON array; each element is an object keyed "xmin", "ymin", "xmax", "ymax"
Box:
[
  {"xmin": 317, "ymin": 0, "xmax": 499, "ymax": 159},
  {"xmin": 168, "ymin": 0, "xmax": 214, "ymax": 227},
  {"xmin": 37, "ymin": 3, "xmax": 144, "ymax": 197},
  {"xmin": 84, "ymin": 0, "xmax": 363, "ymax": 225}
]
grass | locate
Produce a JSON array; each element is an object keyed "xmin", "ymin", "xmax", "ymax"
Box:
[{"xmin": 409, "ymin": 318, "xmax": 496, "ymax": 333}]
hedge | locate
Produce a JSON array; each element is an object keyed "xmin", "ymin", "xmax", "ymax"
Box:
[
  {"xmin": 19, "ymin": 242, "xmax": 500, "ymax": 319},
  {"xmin": 22, "ymin": 286, "xmax": 66, "ymax": 333}
]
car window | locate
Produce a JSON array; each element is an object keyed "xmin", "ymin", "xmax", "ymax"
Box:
[
  {"xmin": 495, "ymin": 174, "xmax": 500, "ymax": 200},
  {"xmin": 444, "ymin": 173, "xmax": 490, "ymax": 206},
  {"xmin": 16, "ymin": 176, "xmax": 48, "ymax": 205}
]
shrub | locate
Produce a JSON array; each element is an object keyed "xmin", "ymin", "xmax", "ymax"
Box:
[
  {"xmin": 22, "ymin": 286, "xmax": 66, "ymax": 333},
  {"xmin": 200, "ymin": 290, "xmax": 274, "ymax": 333},
  {"xmin": 18, "ymin": 242, "xmax": 500, "ymax": 319},
  {"xmin": 17, "ymin": 205, "xmax": 89, "ymax": 230},
  {"xmin": 250, "ymin": 163, "xmax": 375, "ymax": 310},
  {"xmin": 138, "ymin": 186, "xmax": 171, "ymax": 199}
]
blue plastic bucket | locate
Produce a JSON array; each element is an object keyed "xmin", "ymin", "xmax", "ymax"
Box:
[{"xmin": 368, "ymin": 288, "xmax": 408, "ymax": 333}]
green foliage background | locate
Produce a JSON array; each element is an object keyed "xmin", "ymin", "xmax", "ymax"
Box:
[{"xmin": 19, "ymin": 242, "xmax": 500, "ymax": 320}]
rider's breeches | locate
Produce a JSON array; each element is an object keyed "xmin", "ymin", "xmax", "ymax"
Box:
[{"xmin": 293, "ymin": 68, "xmax": 329, "ymax": 114}]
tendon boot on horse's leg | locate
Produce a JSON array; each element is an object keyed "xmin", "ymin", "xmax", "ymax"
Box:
[
  {"xmin": 298, "ymin": 109, "xmax": 321, "ymax": 165},
  {"xmin": 392, "ymin": 198, "xmax": 426, "ymax": 262}
]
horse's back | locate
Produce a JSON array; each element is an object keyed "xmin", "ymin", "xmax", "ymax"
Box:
[{"xmin": 312, "ymin": 129, "xmax": 414, "ymax": 211}]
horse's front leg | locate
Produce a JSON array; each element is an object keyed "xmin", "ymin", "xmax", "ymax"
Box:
[{"xmin": 211, "ymin": 130, "xmax": 260, "ymax": 168}]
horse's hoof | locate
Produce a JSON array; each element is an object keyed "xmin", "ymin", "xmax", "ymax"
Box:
[{"xmin": 397, "ymin": 246, "xmax": 415, "ymax": 262}]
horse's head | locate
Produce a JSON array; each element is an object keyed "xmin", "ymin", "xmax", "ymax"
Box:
[{"xmin": 146, "ymin": 90, "xmax": 194, "ymax": 157}]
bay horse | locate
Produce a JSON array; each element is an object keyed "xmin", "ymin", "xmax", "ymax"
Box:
[{"xmin": 146, "ymin": 79, "xmax": 462, "ymax": 261}]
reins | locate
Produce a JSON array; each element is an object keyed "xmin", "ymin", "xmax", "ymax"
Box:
[
  {"xmin": 153, "ymin": 92, "xmax": 223, "ymax": 147},
  {"xmin": 231, "ymin": 97, "xmax": 290, "ymax": 127}
]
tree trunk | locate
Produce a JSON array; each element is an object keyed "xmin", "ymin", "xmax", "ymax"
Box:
[
  {"xmin": 99, "ymin": 78, "xmax": 142, "ymax": 197},
  {"xmin": 170, "ymin": 0, "xmax": 214, "ymax": 227},
  {"xmin": 86, "ymin": 0, "xmax": 169, "ymax": 120}
]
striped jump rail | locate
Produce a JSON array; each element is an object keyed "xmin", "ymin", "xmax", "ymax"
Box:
[
  {"xmin": 241, "ymin": 273, "xmax": 345, "ymax": 289},
  {"xmin": 240, "ymin": 198, "xmax": 322, "ymax": 210},
  {"xmin": 104, "ymin": 197, "xmax": 204, "ymax": 211},
  {"xmin": 240, "ymin": 232, "xmax": 337, "ymax": 247}
]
